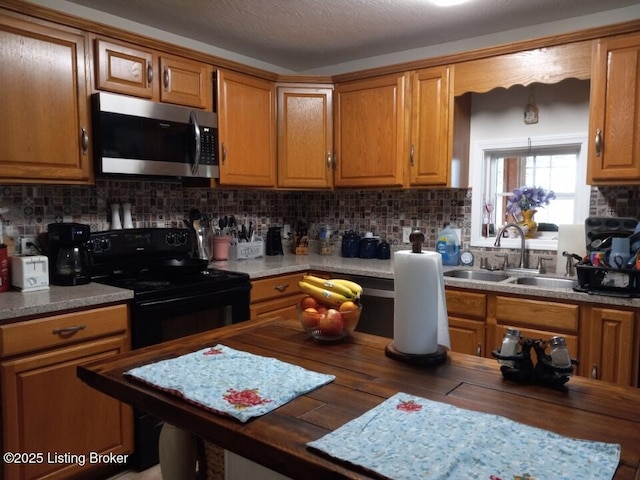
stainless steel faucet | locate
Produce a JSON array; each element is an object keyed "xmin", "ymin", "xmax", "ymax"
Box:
[{"xmin": 494, "ymin": 223, "xmax": 526, "ymax": 269}]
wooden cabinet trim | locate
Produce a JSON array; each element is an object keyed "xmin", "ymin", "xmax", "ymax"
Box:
[{"xmin": 491, "ymin": 295, "xmax": 579, "ymax": 333}]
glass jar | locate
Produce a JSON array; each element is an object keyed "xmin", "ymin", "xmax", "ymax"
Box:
[
  {"xmin": 499, "ymin": 328, "xmax": 521, "ymax": 367},
  {"xmin": 549, "ymin": 336, "xmax": 572, "ymax": 369}
]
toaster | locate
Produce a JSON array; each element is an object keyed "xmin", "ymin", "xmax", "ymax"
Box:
[{"xmin": 11, "ymin": 255, "xmax": 50, "ymax": 292}]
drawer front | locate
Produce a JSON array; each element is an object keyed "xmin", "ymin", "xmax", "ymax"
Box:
[
  {"xmin": 251, "ymin": 273, "xmax": 305, "ymax": 304},
  {"xmin": 446, "ymin": 289, "xmax": 486, "ymax": 320},
  {"xmin": 0, "ymin": 304, "xmax": 129, "ymax": 358},
  {"xmin": 493, "ymin": 296, "xmax": 578, "ymax": 332}
]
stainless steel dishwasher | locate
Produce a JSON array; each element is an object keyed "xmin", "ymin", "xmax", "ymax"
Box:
[{"xmin": 342, "ymin": 274, "xmax": 395, "ymax": 338}]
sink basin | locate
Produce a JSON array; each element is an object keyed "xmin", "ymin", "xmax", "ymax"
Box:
[
  {"xmin": 443, "ymin": 269, "xmax": 510, "ymax": 282},
  {"xmin": 514, "ymin": 276, "xmax": 578, "ymax": 289}
]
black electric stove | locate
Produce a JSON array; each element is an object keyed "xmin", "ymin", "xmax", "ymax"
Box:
[{"xmin": 90, "ymin": 228, "xmax": 251, "ymax": 471}]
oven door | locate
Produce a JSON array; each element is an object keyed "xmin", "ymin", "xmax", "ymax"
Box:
[{"xmin": 131, "ymin": 284, "xmax": 250, "ymax": 349}]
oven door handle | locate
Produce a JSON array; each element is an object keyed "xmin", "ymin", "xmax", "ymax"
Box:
[{"xmin": 362, "ymin": 287, "xmax": 394, "ymax": 299}]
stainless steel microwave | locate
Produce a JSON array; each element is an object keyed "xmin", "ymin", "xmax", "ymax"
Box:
[{"xmin": 91, "ymin": 92, "xmax": 218, "ymax": 179}]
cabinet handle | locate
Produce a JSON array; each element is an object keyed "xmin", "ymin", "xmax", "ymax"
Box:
[
  {"xmin": 594, "ymin": 128, "xmax": 602, "ymax": 157},
  {"xmin": 221, "ymin": 143, "xmax": 227, "ymax": 164},
  {"xmin": 274, "ymin": 284, "xmax": 290, "ymax": 293},
  {"xmin": 591, "ymin": 364, "xmax": 598, "ymax": 379},
  {"xmin": 410, "ymin": 143, "xmax": 415, "ymax": 166},
  {"xmin": 476, "ymin": 343, "xmax": 482, "ymax": 357},
  {"xmin": 147, "ymin": 62, "xmax": 154, "ymax": 85},
  {"xmin": 80, "ymin": 128, "xmax": 89, "ymax": 155},
  {"xmin": 326, "ymin": 152, "xmax": 332, "ymax": 170},
  {"xmin": 53, "ymin": 325, "xmax": 86, "ymax": 336},
  {"xmin": 163, "ymin": 67, "xmax": 169, "ymax": 91}
]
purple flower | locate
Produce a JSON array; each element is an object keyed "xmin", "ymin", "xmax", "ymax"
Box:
[{"xmin": 506, "ymin": 186, "xmax": 555, "ymax": 215}]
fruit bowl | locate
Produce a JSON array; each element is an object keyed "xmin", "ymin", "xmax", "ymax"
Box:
[{"xmin": 296, "ymin": 297, "xmax": 362, "ymax": 342}]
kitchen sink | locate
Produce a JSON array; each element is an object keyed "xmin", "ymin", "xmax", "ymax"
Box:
[
  {"xmin": 514, "ymin": 276, "xmax": 579, "ymax": 289},
  {"xmin": 443, "ymin": 269, "xmax": 510, "ymax": 282}
]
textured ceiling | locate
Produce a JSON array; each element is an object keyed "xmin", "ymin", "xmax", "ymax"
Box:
[{"xmin": 65, "ymin": 0, "xmax": 639, "ymax": 72}]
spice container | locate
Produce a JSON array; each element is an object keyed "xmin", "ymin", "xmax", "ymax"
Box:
[
  {"xmin": 498, "ymin": 328, "xmax": 521, "ymax": 367},
  {"xmin": 549, "ymin": 336, "xmax": 572, "ymax": 369}
]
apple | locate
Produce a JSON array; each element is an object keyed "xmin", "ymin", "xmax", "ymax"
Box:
[
  {"xmin": 339, "ymin": 301, "xmax": 361, "ymax": 330},
  {"xmin": 299, "ymin": 295, "xmax": 319, "ymax": 310},
  {"xmin": 301, "ymin": 308, "xmax": 321, "ymax": 329},
  {"xmin": 317, "ymin": 305, "xmax": 329, "ymax": 315},
  {"xmin": 318, "ymin": 309, "xmax": 344, "ymax": 336}
]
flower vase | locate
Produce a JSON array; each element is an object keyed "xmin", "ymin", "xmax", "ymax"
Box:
[{"xmin": 519, "ymin": 209, "xmax": 537, "ymax": 238}]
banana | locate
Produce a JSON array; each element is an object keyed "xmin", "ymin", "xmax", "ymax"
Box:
[
  {"xmin": 302, "ymin": 275, "xmax": 355, "ymax": 299},
  {"xmin": 330, "ymin": 278, "xmax": 363, "ymax": 297},
  {"xmin": 298, "ymin": 281, "xmax": 351, "ymax": 307}
]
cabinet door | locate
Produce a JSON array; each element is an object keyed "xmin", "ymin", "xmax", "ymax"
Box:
[
  {"xmin": 409, "ymin": 66, "xmax": 451, "ymax": 186},
  {"xmin": 1, "ymin": 336, "xmax": 133, "ymax": 480},
  {"xmin": 334, "ymin": 73, "xmax": 408, "ymax": 187},
  {"xmin": 449, "ymin": 317, "xmax": 485, "ymax": 357},
  {"xmin": 217, "ymin": 69, "xmax": 276, "ymax": 187},
  {"xmin": 277, "ymin": 86, "xmax": 334, "ymax": 188},
  {"xmin": 588, "ymin": 33, "xmax": 640, "ymax": 183},
  {"xmin": 0, "ymin": 11, "xmax": 91, "ymax": 184},
  {"xmin": 160, "ymin": 55, "xmax": 212, "ymax": 109},
  {"xmin": 95, "ymin": 38, "xmax": 155, "ymax": 98},
  {"xmin": 586, "ymin": 307, "xmax": 636, "ymax": 386}
]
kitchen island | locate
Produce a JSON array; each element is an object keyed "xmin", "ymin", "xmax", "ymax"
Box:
[{"xmin": 78, "ymin": 317, "xmax": 640, "ymax": 480}]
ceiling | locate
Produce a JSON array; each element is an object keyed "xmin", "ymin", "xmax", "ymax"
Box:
[{"xmin": 64, "ymin": 0, "xmax": 639, "ymax": 73}]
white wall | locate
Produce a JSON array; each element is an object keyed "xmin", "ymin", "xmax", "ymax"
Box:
[{"xmin": 469, "ymin": 79, "xmax": 590, "ymax": 143}]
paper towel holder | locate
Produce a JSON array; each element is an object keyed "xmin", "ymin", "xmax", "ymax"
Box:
[{"xmin": 384, "ymin": 230, "xmax": 448, "ymax": 366}]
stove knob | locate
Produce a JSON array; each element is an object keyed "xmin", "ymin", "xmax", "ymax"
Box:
[
  {"xmin": 177, "ymin": 231, "xmax": 189, "ymax": 245},
  {"xmin": 98, "ymin": 237, "xmax": 111, "ymax": 252},
  {"xmin": 165, "ymin": 233, "xmax": 175, "ymax": 245}
]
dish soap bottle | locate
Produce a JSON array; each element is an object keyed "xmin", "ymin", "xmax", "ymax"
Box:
[
  {"xmin": 435, "ymin": 223, "xmax": 460, "ymax": 266},
  {"xmin": 460, "ymin": 242, "xmax": 474, "ymax": 267}
]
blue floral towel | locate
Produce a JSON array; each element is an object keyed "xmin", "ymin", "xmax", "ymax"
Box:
[
  {"xmin": 125, "ymin": 344, "xmax": 335, "ymax": 422},
  {"xmin": 308, "ymin": 392, "xmax": 621, "ymax": 480}
]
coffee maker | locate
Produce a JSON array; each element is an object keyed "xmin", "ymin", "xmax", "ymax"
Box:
[{"xmin": 47, "ymin": 223, "xmax": 92, "ymax": 286}]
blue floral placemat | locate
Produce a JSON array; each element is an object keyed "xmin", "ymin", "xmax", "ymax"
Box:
[
  {"xmin": 308, "ymin": 392, "xmax": 621, "ymax": 480},
  {"xmin": 125, "ymin": 344, "xmax": 335, "ymax": 422}
]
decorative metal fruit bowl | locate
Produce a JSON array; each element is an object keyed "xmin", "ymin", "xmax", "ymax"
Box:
[{"xmin": 296, "ymin": 297, "xmax": 362, "ymax": 342}]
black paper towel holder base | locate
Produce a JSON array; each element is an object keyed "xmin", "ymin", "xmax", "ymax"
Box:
[{"xmin": 385, "ymin": 342, "xmax": 447, "ymax": 366}]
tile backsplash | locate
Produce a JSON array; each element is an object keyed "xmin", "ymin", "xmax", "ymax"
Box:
[{"xmin": 1, "ymin": 180, "xmax": 638, "ymax": 253}]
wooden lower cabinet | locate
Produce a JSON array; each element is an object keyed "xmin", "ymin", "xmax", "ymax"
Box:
[
  {"xmin": 584, "ymin": 306, "xmax": 637, "ymax": 386},
  {"xmin": 0, "ymin": 304, "xmax": 133, "ymax": 480},
  {"xmin": 445, "ymin": 288, "xmax": 486, "ymax": 356},
  {"xmin": 250, "ymin": 273, "xmax": 306, "ymax": 320}
]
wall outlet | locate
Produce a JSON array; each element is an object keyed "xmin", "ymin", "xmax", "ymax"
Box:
[
  {"xmin": 20, "ymin": 235, "xmax": 39, "ymax": 255},
  {"xmin": 402, "ymin": 227, "xmax": 412, "ymax": 244}
]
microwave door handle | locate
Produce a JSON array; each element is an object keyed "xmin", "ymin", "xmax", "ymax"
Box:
[{"xmin": 190, "ymin": 111, "xmax": 201, "ymax": 175}]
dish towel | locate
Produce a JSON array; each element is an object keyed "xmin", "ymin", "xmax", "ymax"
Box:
[
  {"xmin": 308, "ymin": 392, "xmax": 621, "ymax": 480},
  {"xmin": 125, "ymin": 344, "xmax": 334, "ymax": 423}
]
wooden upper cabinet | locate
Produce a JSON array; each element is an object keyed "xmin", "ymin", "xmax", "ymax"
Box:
[
  {"xmin": 277, "ymin": 85, "xmax": 334, "ymax": 189},
  {"xmin": 588, "ymin": 33, "xmax": 640, "ymax": 184},
  {"xmin": 334, "ymin": 73, "xmax": 408, "ymax": 188},
  {"xmin": 94, "ymin": 38, "xmax": 212, "ymax": 109},
  {"xmin": 217, "ymin": 69, "xmax": 276, "ymax": 187},
  {"xmin": 0, "ymin": 11, "xmax": 92, "ymax": 184},
  {"xmin": 95, "ymin": 38, "xmax": 154, "ymax": 99},
  {"xmin": 159, "ymin": 55, "xmax": 212, "ymax": 109},
  {"xmin": 408, "ymin": 66, "xmax": 452, "ymax": 187}
]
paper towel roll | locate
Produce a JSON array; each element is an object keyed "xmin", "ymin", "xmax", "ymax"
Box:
[{"xmin": 393, "ymin": 250, "xmax": 451, "ymax": 355}]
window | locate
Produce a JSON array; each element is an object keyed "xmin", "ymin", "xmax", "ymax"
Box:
[{"xmin": 470, "ymin": 134, "xmax": 589, "ymax": 250}]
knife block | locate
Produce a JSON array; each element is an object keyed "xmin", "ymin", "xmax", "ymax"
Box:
[{"xmin": 291, "ymin": 234, "xmax": 308, "ymax": 255}]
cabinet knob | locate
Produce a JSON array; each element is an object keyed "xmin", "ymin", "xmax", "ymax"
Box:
[
  {"xmin": 274, "ymin": 284, "xmax": 289, "ymax": 293},
  {"xmin": 80, "ymin": 128, "xmax": 89, "ymax": 155},
  {"xmin": 147, "ymin": 62, "xmax": 154, "ymax": 85},
  {"xmin": 221, "ymin": 143, "xmax": 227, "ymax": 164},
  {"xmin": 594, "ymin": 128, "xmax": 602, "ymax": 157},
  {"xmin": 476, "ymin": 343, "xmax": 482, "ymax": 357},
  {"xmin": 410, "ymin": 143, "xmax": 415, "ymax": 166},
  {"xmin": 326, "ymin": 152, "xmax": 332, "ymax": 170},
  {"xmin": 163, "ymin": 67, "xmax": 169, "ymax": 90},
  {"xmin": 591, "ymin": 364, "xmax": 598, "ymax": 379}
]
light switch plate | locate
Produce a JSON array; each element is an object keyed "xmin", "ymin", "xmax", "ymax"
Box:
[{"xmin": 402, "ymin": 227, "xmax": 412, "ymax": 244}]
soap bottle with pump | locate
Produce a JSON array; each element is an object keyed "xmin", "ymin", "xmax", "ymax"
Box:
[
  {"xmin": 435, "ymin": 223, "xmax": 460, "ymax": 266},
  {"xmin": 460, "ymin": 242, "xmax": 474, "ymax": 267}
]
